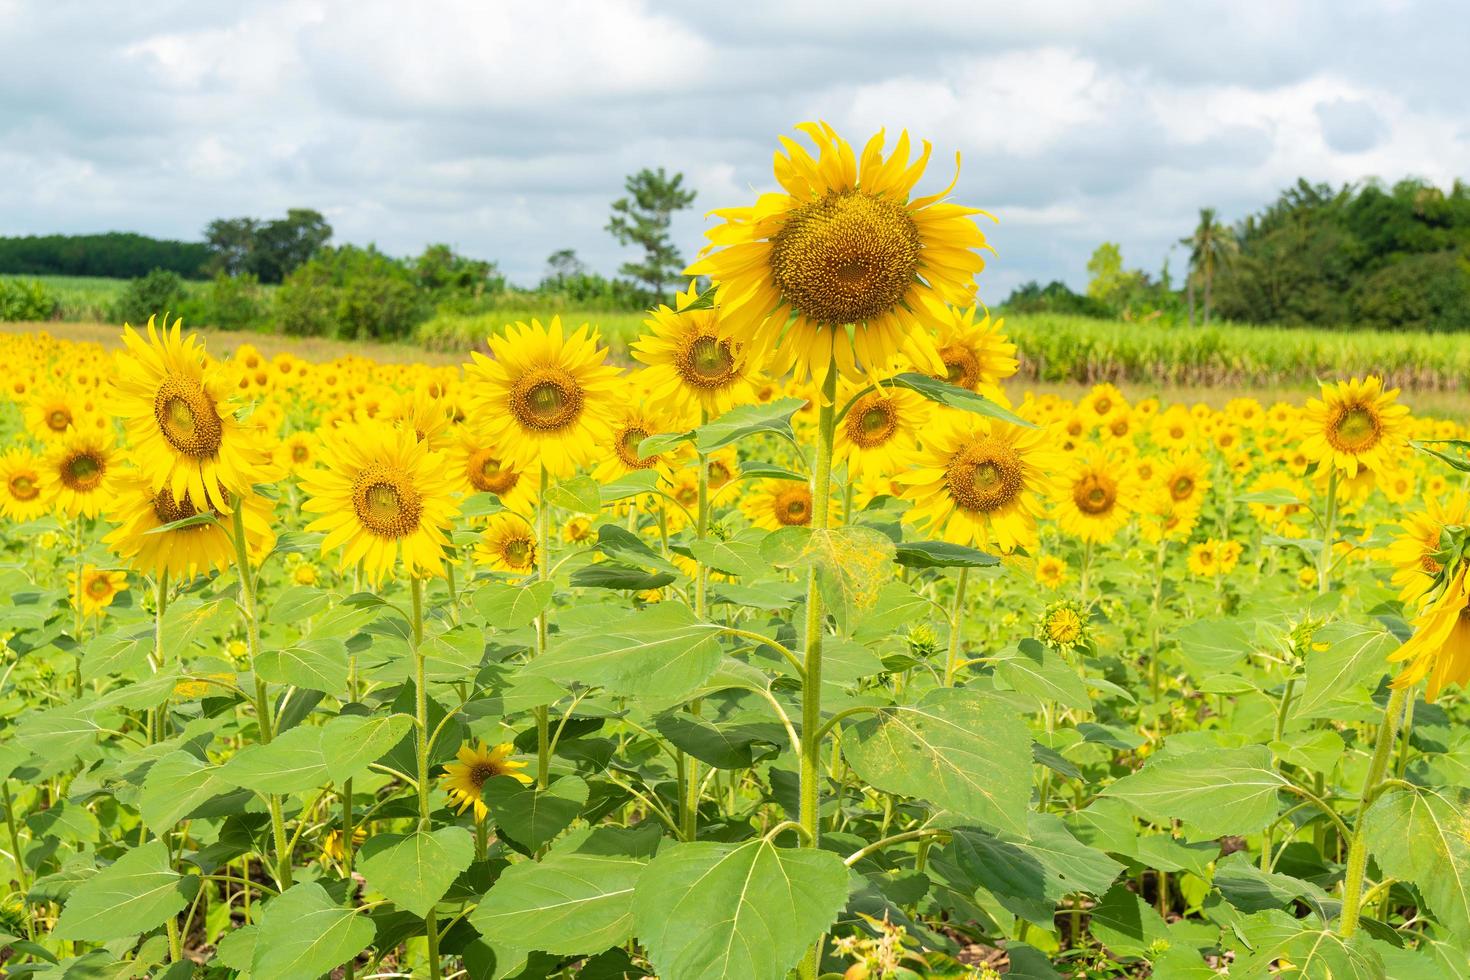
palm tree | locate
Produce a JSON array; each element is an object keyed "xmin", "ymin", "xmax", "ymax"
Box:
[{"xmin": 1180, "ymin": 208, "xmax": 1237, "ymax": 325}]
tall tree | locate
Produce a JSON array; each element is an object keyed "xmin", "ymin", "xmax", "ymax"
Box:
[
  {"xmin": 1180, "ymin": 207, "xmax": 1236, "ymax": 325},
  {"xmin": 249, "ymin": 208, "xmax": 333, "ymax": 284},
  {"xmin": 203, "ymin": 218, "xmax": 259, "ymax": 276},
  {"xmin": 606, "ymin": 168, "xmax": 696, "ymax": 304}
]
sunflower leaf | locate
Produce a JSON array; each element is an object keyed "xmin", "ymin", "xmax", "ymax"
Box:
[
  {"xmin": 357, "ymin": 827, "xmax": 475, "ymax": 919},
  {"xmin": 694, "ymin": 398, "xmax": 805, "ymax": 452},
  {"xmin": 888, "ymin": 372, "xmax": 1033, "ymax": 427}
]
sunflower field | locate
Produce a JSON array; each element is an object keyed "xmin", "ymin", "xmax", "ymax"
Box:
[{"xmin": 3, "ymin": 124, "xmax": 1470, "ymax": 980}]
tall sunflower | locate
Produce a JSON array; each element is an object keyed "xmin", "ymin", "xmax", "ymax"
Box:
[
  {"xmin": 70, "ymin": 564, "xmax": 128, "ymax": 618},
  {"xmin": 632, "ymin": 283, "xmax": 765, "ymax": 420},
  {"xmin": 445, "ymin": 428, "xmax": 536, "ymax": 515},
  {"xmin": 300, "ymin": 419, "xmax": 459, "ymax": 584},
  {"xmin": 105, "ymin": 470, "xmax": 275, "ymax": 580},
  {"xmin": 688, "ymin": 121, "xmax": 993, "ymax": 382},
  {"xmin": 1053, "ymin": 448, "xmax": 1139, "ymax": 544},
  {"xmin": 111, "ymin": 317, "xmax": 276, "ymax": 512},
  {"xmin": 1387, "ymin": 495, "xmax": 1469, "ymax": 605},
  {"xmin": 1388, "ymin": 561, "xmax": 1470, "ymax": 700},
  {"xmin": 463, "ymin": 318, "xmax": 623, "ymax": 477},
  {"xmin": 897, "ymin": 415, "xmax": 1061, "ymax": 553},
  {"xmin": 1300, "ymin": 376, "xmax": 1410, "ymax": 477},
  {"xmin": 923, "ymin": 305, "xmax": 1017, "ymax": 400},
  {"xmin": 0, "ymin": 448, "xmax": 48, "ymax": 522},
  {"xmin": 473, "ymin": 512, "xmax": 538, "ymax": 574},
  {"xmin": 40, "ymin": 427, "xmax": 116, "ymax": 519},
  {"xmin": 834, "ymin": 386, "xmax": 929, "ymax": 477}
]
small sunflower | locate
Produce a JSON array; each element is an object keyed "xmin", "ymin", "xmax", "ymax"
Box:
[
  {"xmin": 740, "ymin": 478, "xmax": 822, "ymax": 532},
  {"xmin": 1387, "ymin": 495, "xmax": 1469, "ymax": 605},
  {"xmin": 474, "ymin": 512, "xmax": 538, "ymax": 574},
  {"xmin": 1388, "ymin": 561, "xmax": 1470, "ymax": 700},
  {"xmin": 445, "ymin": 429, "xmax": 537, "ymax": 515},
  {"xmin": 633, "ymin": 283, "xmax": 765, "ymax": 420},
  {"xmin": 923, "ymin": 305, "xmax": 1017, "ymax": 400},
  {"xmin": 593, "ymin": 399, "xmax": 679, "ymax": 484},
  {"xmin": 24, "ymin": 385, "xmax": 87, "ymax": 443},
  {"xmin": 300, "ymin": 419, "xmax": 460, "ymax": 585},
  {"xmin": 1158, "ymin": 452, "xmax": 1211, "ymax": 516},
  {"xmin": 40, "ymin": 427, "xmax": 116, "ymax": 519},
  {"xmin": 1053, "ymin": 448, "xmax": 1139, "ymax": 545},
  {"xmin": 111, "ymin": 317, "xmax": 276, "ymax": 513},
  {"xmin": 897, "ymin": 415, "xmax": 1062, "ymax": 553},
  {"xmin": 393, "ymin": 387, "xmax": 456, "ymax": 451},
  {"xmin": 104, "ymin": 471, "xmax": 275, "ymax": 580},
  {"xmin": 834, "ymin": 386, "xmax": 929, "ymax": 477},
  {"xmin": 1035, "ymin": 554, "xmax": 1070, "ymax": 590},
  {"xmin": 275, "ymin": 430, "xmax": 321, "ymax": 476},
  {"xmin": 688, "ymin": 121, "xmax": 993, "ymax": 382},
  {"xmin": 1036, "ymin": 599, "xmax": 1093, "ymax": 653},
  {"xmin": 441, "ymin": 742, "xmax": 533, "ymax": 820},
  {"xmin": 1187, "ymin": 541, "xmax": 1221, "ymax": 578},
  {"xmin": 0, "ymin": 448, "xmax": 48, "ymax": 522},
  {"xmin": 1080, "ymin": 384, "xmax": 1127, "ymax": 428},
  {"xmin": 463, "ymin": 318, "xmax": 623, "ymax": 477},
  {"xmin": 1150, "ymin": 406, "xmax": 1195, "ymax": 450},
  {"xmin": 70, "ymin": 564, "xmax": 128, "ymax": 618},
  {"xmin": 1300, "ymin": 376, "xmax": 1411, "ymax": 477}
]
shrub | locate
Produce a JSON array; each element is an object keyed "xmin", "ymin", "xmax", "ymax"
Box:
[
  {"xmin": 184, "ymin": 272, "xmax": 269, "ymax": 331},
  {"xmin": 275, "ymin": 245, "xmax": 428, "ymax": 340},
  {"xmin": 0, "ymin": 278, "xmax": 59, "ymax": 321},
  {"xmin": 109, "ymin": 269, "xmax": 188, "ymax": 325}
]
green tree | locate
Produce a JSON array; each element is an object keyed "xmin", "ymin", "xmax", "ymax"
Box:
[
  {"xmin": 543, "ymin": 248, "xmax": 587, "ymax": 288},
  {"xmin": 249, "ymin": 209, "xmax": 333, "ymax": 284},
  {"xmin": 606, "ymin": 168, "xmax": 696, "ymax": 305},
  {"xmin": 203, "ymin": 218, "xmax": 260, "ymax": 276},
  {"xmin": 1180, "ymin": 207, "xmax": 1237, "ymax": 325}
]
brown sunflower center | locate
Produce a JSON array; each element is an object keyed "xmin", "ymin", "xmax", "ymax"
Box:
[
  {"xmin": 939, "ymin": 345, "xmax": 980, "ymax": 390},
  {"xmin": 468, "ymin": 763, "xmax": 498, "ymax": 787},
  {"xmin": 945, "ymin": 438, "xmax": 1023, "ymax": 513},
  {"xmin": 499, "ymin": 534, "xmax": 535, "ymax": 569},
  {"xmin": 351, "ymin": 463, "xmax": 423, "ymax": 538},
  {"xmin": 1170, "ymin": 475, "xmax": 1194, "ymax": 501},
  {"xmin": 772, "ymin": 485, "xmax": 813, "ymax": 526},
  {"xmin": 291, "ymin": 443, "xmax": 310, "ymax": 463},
  {"xmin": 47, "ymin": 407, "xmax": 72, "ymax": 432},
  {"xmin": 86, "ymin": 575, "xmax": 112, "ymax": 599},
  {"xmin": 8, "ymin": 471, "xmax": 39, "ymax": 501},
  {"xmin": 678, "ymin": 333, "xmax": 740, "ymax": 389},
  {"xmin": 150, "ymin": 486, "xmax": 222, "ymax": 529},
  {"xmin": 615, "ymin": 426, "xmax": 657, "ymax": 470},
  {"xmin": 845, "ymin": 394, "xmax": 900, "ymax": 449},
  {"xmin": 467, "ymin": 448, "xmax": 519, "ymax": 496},
  {"xmin": 1073, "ymin": 472, "xmax": 1118, "ymax": 516},
  {"xmin": 707, "ymin": 459, "xmax": 734, "ymax": 490},
  {"xmin": 509, "ymin": 368, "xmax": 584, "ymax": 433},
  {"xmin": 769, "ymin": 190, "xmax": 922, "ymax": 324},
  {"xmin": 1330, "ymin": 405, "xmax": 1381, "ymax": 453},
  {"xmin": 61, "ymin": 450, "xmax": 105, "ymax": 492},
  {"xmin": 153, "ymin": 377, "xmax": 224, "ymax": 458}
]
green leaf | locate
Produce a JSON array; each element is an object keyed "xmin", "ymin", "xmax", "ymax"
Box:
[
  {"xmin": 460, "ymin": 492, "xmax": 506, "ymax": 518},
  {"xmin": 222, "ymin": 722, "xmax": 329, "ymax": 794},
  {"xmin": 1294, "ymin": 622, "xmax": 1396, "ymax": 719},
  {"xmin": 841, "ymin": 688, "xmax": 1032, "ymax": 835},
  {"xmin": 255, "ymin": 639, "xmax": 349, "ymax": 694},
  {"xmin": 321, "ymin": 713, "xmax": 416, "ymax": 785},
  {"xmin": 1232, "ymin": 909, "xmax": 1386, "ymax": 979},
  {"xmin": 53, "ymin": 840, "xmax": 195, "ymax": 942},
  {"xmin": 600, "ymin": 468, "xmax": 663, "ymax": 502},
  {"xmin": 527, "ymin": 604, "xmax": 724, "ymax": 701},
  {"xmin": 655, "ymin": 713, "xmax": 781, "ymax": 769},
  {"xmin": 1236, "ymin": 487, "xmax": 1301, "ymax": 506},
  {"xmin": 688, "ymin": 537, "xmax": 765, "ymax": 579},
  {"xmin": 470, "ymin": 828, "xmax": 653, "ymax": 956},
  {"xmin": 635, "ymin": 432, "xmax": 693, "ymax": 458},
  {"xmin": 472, "ymin": 580, "xmax": 555, "ymax": 630},
  {"xmin": 1088, "ymin": 882, "xmax": 1170, "ymax": 959},
  {"xmin": 892, "ymin": 540, "xmax": 1000, "ymax": 570},
  {"xmin": 1362, "ymin": 788, "xmax": 1470, "ymax": 938},
  {"xmin": 994, "ymin": 639, "xmax": 1091, "ymax": 710},
  {"xmin": 251, "ymin": 881, "xmax": 375, "ymax": 979},
  {"xmin": 764, "ymin": 525, "xmax": 896, "ymax": 632},
  {"xmin": 632, "ymin": 839, "xmax": 850, "ymax": 980},
  {"xmin": 595, "ymin": 524, "xmax": 681, "ymax": 573},
  {"xmin": 1173, "ymin": 618, "xmax": 1252, "ymax": 673},
  {"xmin": 694, "ymin": 398, "xmax": 804, "ymax": 452},
  {"xmin": 1102, "ymin": 745, "xmax": 1287, "ymax": 839},
  {"xmin": 1414, "ymin": 439, "xmax": 1470, "ymax": 473},
  {"xmin": 1213, "ymin": 852, "xmax": 1333, "ymax": 916},
  {"xmin": 140, "ymin": 751, "xmax": 238, "ymax": 831},
  {"xmin": 570, "ymin": 564, "xmax": 676, "ymax": 591},
  {"xmin": 889, "ymin": 372, "xmax": 1032, "ymax": 427},
  {"xmin": 358, "ymin": 827, "xmax": 475, "ymax": 918},
  {"xmin": 487, "ymin": 774, "xmax": 588, "ymax": 851},
  {"xmin": 545, "ymin": 476, "xmax": 602, "ymax": 514}
]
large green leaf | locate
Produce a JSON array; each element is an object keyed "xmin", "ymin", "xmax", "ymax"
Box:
[
  {"xmin": 486, "ymin": 774, "xmax": 588, "ymax": 851},
  {"xmin": 321, "ymin": 713, "xmax": 416, "ymax": 785},
  {"xmin": 251, "ymin": 881, "xmax": 375, "ymax": 979},
  {"xmin": 1173, "ymin": 618, "xmax": 1253, "ymax": 673},
  {"xmin": 139, "ymin": 751, "xmax": 237, "ymax": 831},
  {"xmin": 1102, "ymin": 745, "xmax": 1287, "ymax": 838},
  {"xmin": 1362, "ymin": 788, "xmax": 1470, "ymax": 938},
  {"xmin": 1294, "ymin": 622, "xmax": 1397, "ymax": 719},
  {"xmin": 694, "ymin": 398, "xmax": 805, "ymax": 452},
  {"xmin": 762, "ymin": 525, "xmax": 896, "ymax": 632},
  {"xmin": 1087, "ymin": 882, "xmax": 1170, "ymax": 959},
  {"xmin": 358, "ymin": 827, "xmax": 475, "ymax": 918},
  {"xmin": 888, "ymin": 372, "xmax": 1031, "ymax": 427},
  {"xmin": 254, "ymin": 638, "xmax": 349, "ymax": 694},
  {"xmin": 222, "ymin": 722, "xmax": 329, "ymax": 794},
  {"xmin": 892, "ymin": 540, "xmax": 999, "ymax": 570},
  {"xmin": 655, "ymin": 712, "xmax": 782, "ymax": 769},
  {"xmin": 841, "ymin": 688, "xmax": 1031, "ymax": 835},
  {"xmin": 527, "ymin": 604, "xmax": 724, "ymax": 701},
  {"xmin": 470, "ymin": 827, "xmax": 656, "ymax": 956},
  {"xmin": 53, "ymin": 840, "xmax": 195, "ymax": 942},
  {"xmin": 1231, "ymin": 909, "xmax": 1386, "ymax": 979},
  {"xmin": 994, "ymin": 639, "xmax": 1091, "ymax": 710},
  {"xmin": 632, "ymin": 839, "xmax": 849, "ymax": 980},
  {"xmin": 472, "ymin": 580, "xmax": 555, "ymax": 629}
]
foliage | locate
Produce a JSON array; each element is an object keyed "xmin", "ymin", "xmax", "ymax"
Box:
[
  {"xmin": 0, "ymin": 278, "xmax": 58, "ymax": 321},
  {"xmin": 275, "ymin": 244, "xmax": 429, "ymax": 340},
  {"xmin": 203, "ymin": 209, "xmax": 333, "ymax": 284},
  {"xmin": 606, "ymin": 167, "xmax": 697, "ymax": 306},
  {"xmin": 1001, "ymin": 280, "xmax": 1115, "ymax": 319},
  {"xmin": 108, "ymin": 268, "xmax": 188, "ymax": 325},
  {"xmin": 0, "ymin": 232, "xmax": 211, "ymax": 279}
]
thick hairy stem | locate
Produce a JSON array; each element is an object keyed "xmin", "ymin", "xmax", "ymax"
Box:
[
  {"xmin": 410, "ymin": 577, "xmax": 443, "ymax": 979},
  {"xmin": 1318, "ymin": 468, "xmax": 1338, "ymax": 594},
  {"xmin": 798, "ymin": 360, "xmax": 839, "ymax": 980},
  {"xmin": 942, "ymin": 568, "xmax": 971, "ymax": 686},
  {"xmin": 1338, "ymin": 685, "xmax": 1411, "ymax": 938},
  {"xmin": 683, "ymin": 408, "xmax": 711, "ymax": 841},
  {"xmin": 535, "ymin": 465, "xmax": 552, "ymax": 789}
]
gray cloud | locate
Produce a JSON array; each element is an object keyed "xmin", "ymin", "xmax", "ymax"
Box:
[{"xmin": 1, "ymin": 0, "xmax": 1466, "ymax": 300}]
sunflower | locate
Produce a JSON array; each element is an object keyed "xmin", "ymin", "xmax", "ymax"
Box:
[
  {"xmin": 275, "ymin": 430, "xmax": 321, "ymax": 476},
  {"xmin": 1036, "ymin": 599, "xmax": 1092, "ymax": 652},
  {"xmin": 633, "ymin": 283, "xmax": 765, "ymax": 419},
  {"xmin": 1245, "ymin": 471, "xmax": 1308, "ymax": 538},
  {"xmin": 923, "ymin": 305, "xmax": 1017, "ymax": 400},
  {"xmin": 1080, "ymin": 384, "xmax": 1127, "ymax": 428},
  {"xmin": 1151, "ymin": 406, "xmax": 1196, "ymax": 451},
  {"xmin": 444, "ymin": 429, "xmax": 536, "ymax": 515},
  {"xmin": 70, "ymin": 564, "xmax": 128, "ymax": 618},
  {"xmin": 40, "ymin": 427, "xmax": 116, "ymax": 518},
  {"xmin": 1158, "ymin": 452, "xmax": 1211, "ymax": 516},
  {"xmin": 688, "ymin": 121, "xmax": 993, "ymax": 382},
  {"xmin": 105, "ymin": 471, "xmax": 276, "ymax": 580},
  {"xmin": 473, "ymin": 512, "xmax": 538, "ymax": 574},
  {"xmin": 1035, "ymin": 554, "xmax": 1070, "ymax": 590},
  {"xmin": 1300, "ymin": 376, "xmax": 1411, "ymax": 477},
  {"xmin": 441, "ymin": 742, "xmax": 533, "ymax": 820},
  {"xmin": 0, "ymin": 448, "xmax": 48, "ymax": 521},
  {"xmin": 300, "ymin": 419, "xmax": 460, "ymax": 584},
  {"xmin": 1388, "ymin": 561, "xmax": 1470, "ymax": 700},
  {"xmin": 1387, "ymin": 495, "xmax": 1469, "ymax": 605},
  {"xmin": 834, "ymin": 386, "xmax": 929, "ymax": 477},
  {"xmin": 897, "ymin": 415, "xmax": 1062, "ymax": 553},
  {"xmin": 393, "ymin": 387, "xmax": 456, "ymax": 451},
  {"xmin": 740, "ymin": 478, "xmax": 824, "ymax": 531},
  {"xmin": 1187, "ymin": 541, "xmax": 1221, "ymax": 578},
  {"xmin": 1053, "ymin": 448, "xmax": 1139, "ymax": 545},
  {"xmin": 593, "ymin": 400, "xmax": 679, "ymax": 484},
  {"xmin": 111, "ymin": 317, "xmax": 276, "ymax": 512},
  {"xmin": 705, "ymin": 449, "xmax": 739, "ymax": 493},
  {"xmin": 463, "ymin": 318, "xmax": 622, "ymax": 477},
  {"xmin": 1139, "ymin": 492, "xmax": 1200, "ymax": 545},
  {"xmin": 24, "ymin": 385, "xmax": 87, "ymax": 443}
]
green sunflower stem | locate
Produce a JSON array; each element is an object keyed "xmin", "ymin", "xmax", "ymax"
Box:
[
  {"xmin": 942, "ymin": 567, "xmax": 971, "ymax": 686},
  {"xmin": 535, "ymin": 465, "xmax": 552, "ymax": 789},
  {"xmin": 1339, "ymin": 684, "xmax": 1411, "ymax": 938},
  {"xmin": 231, "ymin": 498, "xmax": 294, "ymax": 891},
  {"xmin": 409, "ymin": 576, "xmax": 444, "ymax": 980},
  {"xmin": 798, "ymin": 359, "xmax": 839, "ymax": 980},
  {"xmin": 683, "ymin": 407, "xmax": 711, "ymax": 841},
  {"xmin": 1318, "ymin": 468, "xmax": 1338, "ymax": 595}
]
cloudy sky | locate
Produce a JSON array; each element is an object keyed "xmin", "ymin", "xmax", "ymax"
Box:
[{"xmin": 2, "ymin": 1, "xmax": 1466, "ymax": 299}]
